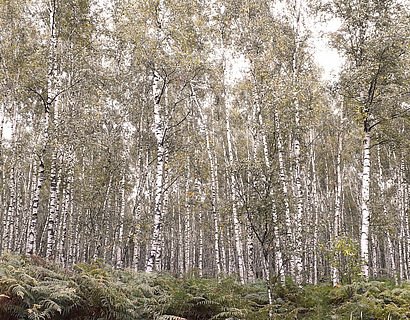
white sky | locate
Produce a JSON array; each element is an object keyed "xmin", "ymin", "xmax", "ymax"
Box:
[
  {"xmin": 225, "ymin": 0, "xmax": 344, "ymax": 84},
  {"xmin": 310, "ymin": 18, "xmax": 344, "ymax": 82}
]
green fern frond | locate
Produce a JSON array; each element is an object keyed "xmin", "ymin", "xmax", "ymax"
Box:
[
  {"xmin": 210, "ymin": 307, "xmax": 249, "ymax": 320},
  {"xmin": 157, "ymin": 315, "xmax": 187, "ymax": 320}
]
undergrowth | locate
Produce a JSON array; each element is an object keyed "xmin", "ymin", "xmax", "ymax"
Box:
[{"xmin": 0, "ymin": 254, "xmax": 408, "ymax": 319}]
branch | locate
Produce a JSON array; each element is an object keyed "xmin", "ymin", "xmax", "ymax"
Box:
[{"xmin": 25, "ymin": 87, "xmax": 47, "ymax": 111}]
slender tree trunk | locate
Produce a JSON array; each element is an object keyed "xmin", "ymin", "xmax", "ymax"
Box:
[
  {"xmin": 224, "ymin": 92, "xmax": 245, "ymax": 284},
  {"xmin": 255, "ymin": 98, "xmax": 285, "ymax": 285},
  {"xmin": 196, "ymin": 178, "xmax": 204, "ymax": 278},
  {"xmin": 184, "ymin": 177, "xmax": 191, "ymax": 274},
  {"xmin": 178, "ymin": 205, "xmax": 184, "ymax": 277},
  {"xmin": 262, "ymin": 251, "xmax": 273, "ymax": 319},
  {"xmin": 146, "ymin": 70, "xmax": 165, "ymax": 273},
  {"xmin": 46, "ymin": 149, "xmax": 58, "ymax": 260},
  {"xmin": 291, "ymin": 0, "xmax": 304, "ymax": 286},
  {"xmin": 360, "ymin": 128, "xmax": 371, "ymax": 280},
  {"xmin": 132, "ymin": 144, "xmax": 144, "ymax": 270},
  {"xmin": 333, "ymin": 108, "xmax": 344, "ymax": 286},
  {"xmin": 194, "ymin": 89, "xmax": 222, "ymax": 277},
  {"xmin": 274, "ymin": 107, "xmax": 293, "ymax": 282},
  {"xmin": 116, "ymin": 173, "xmax": 126, "ymax": 269},
  {"xmin": 59, "ymin": 166, "xmax": 72, "ymax": 267},
  {"xmin": 309, "ymin": 128, "xmax": 320, "ymax": 285},
  {"xmin": 2, "ymin": 103, "xmax": 17, "ymax": 252},
  {"xmin": 376, "ymin": 146, "xmax": 398, "ymax": 283},
  {"xmin": 0, "ymin": 102, "xmax": 5, "ymax": 230}
]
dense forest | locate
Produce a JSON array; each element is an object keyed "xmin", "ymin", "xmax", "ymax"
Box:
[{"xmin": 0, "ymin": 0, "xmax": 409, "ymax": 318}]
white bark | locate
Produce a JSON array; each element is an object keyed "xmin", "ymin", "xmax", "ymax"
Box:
[
  {"xmin": 224, "ymin": 92, "xmax": 245, "ymax": 284},
  {"xmin": 116, "ymin": 173, "xmax": 126, "ymax": 269},
  {"xmin": 262, "ymin": 253, "xmax": 273, "ymax": 318},
  {"xmin": 309, "ymin": 128, "xmax": 319, "ymax": 285},
  {"xmin": 0, "ymin": 102, "xmax": 5, "ymax": 232},
  {"xmin": 293, "ymin": 72, "xmax": 304, "ymax": 286},
  {"xmin": 146, "ymin": 69, "xmax": 165, "ymax": 273},
  {"xmin": 184, "ymin": 178, "xmax": 191, "ymax": 273},
  {"xmin": 194, "ymin": 88, "xmax": 222, "ymax": 277},
  {"xmin": 291, "ymin": 0, "xmax": 304, "ymax": 286},
  {"xmin": 59, "ymin": 168, "xmax": 72, "ymax": 267},
  {"xmin": 2, "ymin": 103, "xmax": 17, "ymax": 252},
  {"xmin": 274, "ymin": 107, "xmax": 293, "ymax": 281},
  {"xmin": 377, "ymin": 146, "xmax": 398, "ymax": 284},
  {"xmin": 387, "ymin": 233, "xmax": 398, "ymax": 285},
  {"xmin": 398, "ymin": 154, "xmax": 408, "ymax": 280},
  {"xmin": 196, "ymin": 178, "xmax": 204, "ymax": 278},
  {"xmin": 178, "ymin": 205, "xmax": 184, "ymax": 277},
  {"xmin": 27, "ymin": 156, "xmax": 46, "ymax": 255},
  {"xmin": 360, "ymin": 129, "xmax": 371, "ymax": 280},
  {"xmin": 46, "ymin": 149, "xmax": 58, "ymax": 259},
  {"xmin": 132, "ymin": 144, "xmax": 144, "ymax": 270},
  {"xmin": 256, "ymin": 98, "xmax": 285, "ymax": 285},
  {"xmin": 333, "ymin": 108, "xmax": 344, "ymax": 286}
]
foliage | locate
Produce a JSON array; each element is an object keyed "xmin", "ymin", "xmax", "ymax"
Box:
[
  {"xmin": 328, "ymin": 236, "xmax": 362, "ymax": 284},
  {"xmin": 1, "ymin": 254, "xmax": 409, "ymax": 320}
]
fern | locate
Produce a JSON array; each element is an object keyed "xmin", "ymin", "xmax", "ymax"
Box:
[{"xmin": 1, "ymin": 254, "xmax": 409, "ymax": 320}]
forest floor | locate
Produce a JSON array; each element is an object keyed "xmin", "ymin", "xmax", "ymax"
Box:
[{"xmin": 0, "ymin": 253, "xmax": 409, "ymax": 319}]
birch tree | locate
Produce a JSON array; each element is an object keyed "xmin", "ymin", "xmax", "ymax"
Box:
[{"xmin": 326, "ymin": 0, "xmax": 409, "ymax": 280}]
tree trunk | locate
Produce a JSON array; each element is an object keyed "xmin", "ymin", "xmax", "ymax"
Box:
[
  {"xmin": 333, "ymin": 108, "xmax": 344, "ymax": 286},
  {"xmin": 116, "ymin": 173, "xmax": 126, "ymax": 269},
  {"xmin": 274, "ymin": 106, "xmax": 293, "ymax": 282},
  {"xmin": 46, "ymin": 149, "xmax": 59, "ymax": 260},
  {"xmin": 194, "ymin": 89, "xmax": 222, "ymax": 277},
  {"xmin": 256, "ymin": 98, "xmax": 285, "ymax": 285},
  {"xmin": 224, "ymin": 92, "xmax": 245, "ymax": 284},
  {"xmin": 146, "ymin": 70, "xmax": 165, "ymax": 273},
  {"xmin": 360, "ymin": 128, "xmax": 371, "ymax": 280}
]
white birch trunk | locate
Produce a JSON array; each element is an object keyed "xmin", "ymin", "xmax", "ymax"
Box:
[
  {"xmin": 256, "ymin": 100, "xmax": 285, "ymax": 285},
  {"xmin": 195, "ymin": 178, "xmax": 204, "ymax": 278},
  {"xmin": 274, "ymin": 107, "xmax": 293, "ymax": 281},
  {"xmin": 132, "ymin": 146, "xmax": 144, "ymax": 270},
  {"xmin": 2, "ymin": 103, "xmax": 17, "ymax": 252},
  {"xmin": 398, "ymin": 155, "xmax": 408, "ymax": 280},
  {"xmin": 27, "ymin": 0, "xmax": 59, "ymax": 256},
  {"xmin": 291, "ymin": 0, "xmax": 304, "ymax": 285},
  {"xmin": 100, "ymin": 176, "xmax": 112, "ymax": 261},
  {"xmin": 15, "ymin": 170, "xmax": 25, "ymax": 253},
  {"xmin": 376, "ymin": 146, "xmax": 398, "ymax": 283},
  {"xmin": 193, "ymin": 89, "xmax": 222, "ymax": 277},
  {"xmin": 262, "ymin": 252, "xmax": 273, "ymax": 318},
  {"xmin": 371, "ymin": 234, "xmax": 378, "ymax": 278},
  {"xmin": 178, "ymin": 207, "xmax": 184, "ymax": 277},
  {"xmin": 116, "ymin": 173, "xmax": 126, "ymax": 269},
  {"xmin": 59, "ymin": 171, "xmax": 72, "ymax": 267},
  {"xmin": 46, "ymin": 149, "xmax": 58, "ymax": 259},
  {"xmin": 0, "ymin": 102, "xmax": 5, "ymax": 232},
  {"xmin": 155, "ymin": 146, "xmax": 168, "ymax": 272},
  {"xmin": 246, "ymin": 122, "xmax": 255, "ymax": 282},
  {"xmin": 360, "ymin": 129, "xmax": 371, "ymax": 280},
  {"xmin": 332, "ymin": 108, "xmax": 344, "ymax": 286},
  {"xmin": 225, "ymin": 94, "xmax": 245, "ymax": 284},
  {"xmin": 146, "ymin": 70, "xmax": 165, "ymax": 273},
  {"xmin": 293, "ymin": 77, "xmax": 304, "ymax": 286},
  {"xmin": 310, "ymin": 129, "xmax": 319, "ymax": 285},
  {"xmin": 184, "ymin": 178, "xmax": 191, "ymax": 273},
  {"xmin": 387, "ymin": 233, "xmax": 398, "ymax": 285}
]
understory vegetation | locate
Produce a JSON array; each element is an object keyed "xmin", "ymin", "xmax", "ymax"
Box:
[{"xmin": 0, "ymin": 254, "xmax": 409, "ymax": 320}]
